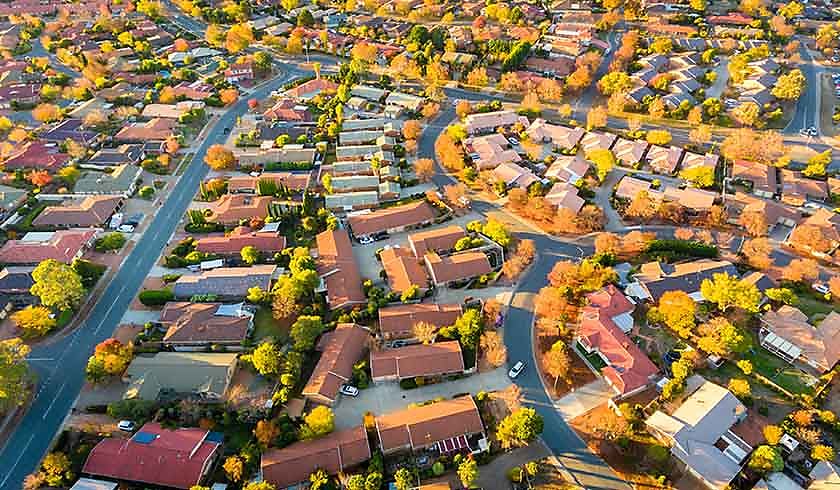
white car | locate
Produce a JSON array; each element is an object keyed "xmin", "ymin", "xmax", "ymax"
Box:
[
  {"xmin": 508, "ymin": 137, "xmax": 520, "ymax": 146},
  {"xmin": 358, "ymin": 235, "xmax": 374, "ymax": 245},
  {"xmin": 118, "ymin": 224, "xmax": 135, "ymax": 233},
  {"xmin": 118, "ymin": 420, "xmax": 136, "ymax": 432},
  {"xmin": 340, "ymin": 385, "xmax": 359, "ymax": 397},
  {"xmin": 813, "ymin": 283, "xmax": 830, "ymax": 295},
  {"xmin": 508, "ymin": 361, "xmax": 525, "ymax": 379}
]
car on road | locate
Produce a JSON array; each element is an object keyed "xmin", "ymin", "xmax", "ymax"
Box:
[
  {"xmin": 118, "ymin": 420, "xmax": 136, "ymax": 432},
  {"xmin": 508, "ymin": 360, "xmax": 525, "ymax": 379},
  {"xmin": 358, "ymin": 235, "xmax": 374, "ymax": 245},
  {"xmin": 803, "ymin": 202, "xmax": 821, "ymax": 210},
  {"xmin": 508, "ymin": 137, "xmax": 520, "ymax": 146},
  {"xmin": 223, "ymin": 127, "xmax": 231, "ymax": 134},
  {"xmin": 118, "ymin": 224, "xmax": 135, "ymax": 233},
  {"xmin": 372, "ymin": 231, "xmax": 389, "ymax": 241},
  {"xmin": 340, "ymin": 385, "xmax": 359, "ymax": 397}
]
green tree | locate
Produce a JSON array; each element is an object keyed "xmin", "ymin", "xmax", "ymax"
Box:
[
  {"xmin": 251, "ymin": 342, "xmax": 282, "ymax": 376},
  {"xmin": 749, "ymin": 445, "xmax": 783, "ymax": 474},
  {"xmin": 0, "ymin": 338, "xmax": 31, "ymax": 412},
  {"xmin": 737, "ymin": 359, "xmax": 754, "ymax": 375},
  {"xmin": 586, "ymin": 149, "xmax": 616, "ymax": 182},
  {"xmin": 454, "ymin": 309, "xmax": 484, "ymax": 349},
  {"xmin": 700, "ymin": 273, "xmax": 761, "ymax": 313},
  {"xmin": 300, "ymin": 405, "xmax": 335, "ymax": 439},
  {"xmin": 241, "ymin": 245, "xmax": 260, "ymax": 265},
  {"xmin": 679, "ymin": 166, "xmax": 715, "ymax": 188},
  {"xmin": 394, "ymin": 467, "xmax": 415, "ymax": 490},
  {"xmin": 481, "ymin": 219, "xmax": 511, "ymax": 247},
  {"xmin": 697, "ymin": 317, "xmax": 750, "ymax": 356},
  {"xmin": 40, "ymin": 452, "xmax": 73, "ymax": 486},
  {"xmin": 31, "ymin": 259, "xmax": 85, "ymax": 311},
  {"xmin": 458, "ymin": 457, "xmax": 479, "ymax": 488},
  {"xmin": 649, "ymin": 37, "xmax": 673, "ymax": 54},
  {"xmin": 11, "ymin": 305, "xmax": 56, "ymax": 338},
  {"xmin": 765, "ymin": 287, "xmax": 798, "ymax": 305},
  {"xmin": 497, "ymin": 408, "xmax": 544, "ymax": 449},
  {"xmin": 290, "ymin": 315, "xmax": 325, "ymax": 351}
]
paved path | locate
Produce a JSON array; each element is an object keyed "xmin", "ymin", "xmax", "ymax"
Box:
[{"xmin": 554, "ymin": 378, "xmax": 613, "ymax": 420}]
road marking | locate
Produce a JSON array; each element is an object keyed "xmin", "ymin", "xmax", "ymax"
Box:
[
  {"xmin": 26, "ymin": 358, "xmax": 55, "ymax": 362},
  {"xmin": 0, "ymin": 432, "xmax": 35, "ymax": 486},
  {"xmin": 94, "ymin": 284, "xmax": 129, "ymax": 335},
  {"xmin": 43, "ymin": 380, "xmax": 68, "ymax": 420}
]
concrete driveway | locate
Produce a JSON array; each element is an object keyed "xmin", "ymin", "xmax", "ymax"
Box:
[
  {"xmin": 333, "ymin": 367, "xmax": 512, "ymax": 430},
  {"xmin": 554, "ymin": 378, "xmax": 614, "ymax": 420}
]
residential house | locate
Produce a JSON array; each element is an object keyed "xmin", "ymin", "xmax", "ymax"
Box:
[
  {"xmin": 87, "ymin": 144, "xmax": 145, "ymax": 167},
  {"xmin": 2, "ymin": 140, "xmax": 68, "ymax": 171},
  {"xmin": 780, "ymin": 169, "xmax": 828, "ymax": 206},
  {"xmin": 424, "ymin": 251, "xmax": 492, "ymax": 287},
  {"xmin": 370, "ymin": 341, "xmax": 466, "ymax": 382},
  {"xmin": 0, "ymin": 229, "xmax": 97, "ymax": 265},
  {"xmin": 612, "ymin": 138, "xmax": 649, "ymax": 167},
  {"xmin": 681, "ymin": 152, "xmax": 719, "ymax": 173},
  {"xmin": 350, "ymin": 84, "xmax": 388, "ymax": 103},
  {"xmin": 195, "ymin": 226, "xmax": 286, "ymax": 257},
  {"xmin": 545, "ymin": 183, "xmax": 585, "ymax": 214},
  {"xmin": 261, "ymin": 426, "xmax": 371, "ymax": 489},
  {"xmin": 206, "ymin": 194, "xmax": 273, "ymax": 226},
  {"xmin": 82, "ymin": 423, "xmax": 222, "ymax": 489},
  {"xmin": 262, "ymin": 98, "xmax": 312, "ymax": 122},
  {"xmin": 315, "ymin": 229, "xmax": 366, "ymax": 310},
  {"xmin": 732, "ymin": 160, "xmax": 777, "ymax": 198},
  {"xmin": 0, "ymin": 185, "xmax": 27, "ymax": 220},
  {"xmin": 226, "ymin": 171, "xmax": 312, "ymax": 193},
  {"xmin": 224, "ymin": 62, "xmax": 255, "ymax": 84},
  {"xmin": 303, "ymin": 323, "xmax": 370, "ymax": 405},
  {"xmin": 647, "ymin": 145, "xmax": 684, "ymax": 175},
  {"xmin": 171, "ymin": 80, "xmax": 215, "ymax": 100},
  {"xmin": 41, "ymin": 118, "xmax": 99, "ymax": 146},
  {"xmin": 142, "ymin": 101, "xmax": 205, "ymax": 119},
  {"xmin": 234, "ymin": 147, "xmax": 317, "ymax": 169},
  {"xmin": 0, "ymin": 266, "xmax": 35, "ymax": 306},
  {"xmin": 378, "ymin": 303, "xmax": 462, "ymax": 341},
  {"xmin": 285, "ymin": 79, "xmax": 339, "ymax": 101},
  {"xmin": 759, "ymin": 307, "xmax": 840, "ymax": 372},
  {"xmin": 385, "ymin": 91, "xmax": 425, "ymax": 112},
  {"xmin": 115, "ymin": 118, "xmax": 176, "ymax": 143},
  {"xmin": 625, "ymin": 259, "xmax": 738, "ymax": 302},
  {"xmin": 545, "ymin": 154, "xmax": 589, "ymax": 184},
  {"xmin": 646, "ymin": 378, "xmax": 751, "ymax": 489},
  {"xmin": 122, "ymin": 352, "xmax": 238, "ymax": 400},
  {"xmin": 726, "ymin": 192, "xmax": 801, "ymax": 235},
  {"xmin": 580, "ymin": 131, "xmax": 617, "ymax": 154},
  {"xmin": 160, "ymin": 302, "xmax": 254, "ymax": 350},
  {"xmin": 375, "ymin": 396, "xmax": 486, "ymax": 455},
  {"xmin": 172, "ymin": 265, "xmax": 277, "ymax": 300},
  {"xmin": 463, "ymin": 110, "xmax": 529, "ymax": 135},
  {"xmin": 786, "ymin": 208, "xmax": 840, "ymax": 258},
  {"xmin": 0, "ymin": 83, "xmax": 39, "ymax": 109},
  {"xmin": 73, "ymin": 165, "xmax": 143, "ymax": 197},
  {"xmin": 380, "ymin": 245, "xmax": 429, "ymax": 293},
  {"xmin": 330, "ymin": 175, "xmax": 380, "ymax": 193},
  {"xmin": 32, "ymin": 196, "xmax": 123, "ymax": 228},
  {"xmin": 408, "ymin": 226, "xmax": 466, "ymax": 257},
  {"xmin": 614, "ymin": 175, "xmax": 658, "ymax": 201},
  {"xmin": 492, "ymin": 162, "xmax": 539, "ymax": 190},
  {"xmin": 348, "ymin": 200, "xmax": 436, "ymax": 237},
  {"xmin": 325, "ymin": 190, "xmax": 380, "ymax": 211},
  {"xmin": 467, "ymin": 133, "xmax": 521, "ymax": 170},
  {"xmin": 663, "ymin": 187, "xmax": 717, "ymax": 214}
]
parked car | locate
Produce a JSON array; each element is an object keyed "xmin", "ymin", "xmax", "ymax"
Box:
[
  {"xmin": 508, "ymin": 137, "xmax": 520, "ymax": 146},
  {"xmin": 358, "ymin": 235, "xmax": 374, "ymax": 245},
  {"xmin": 813, "ymin": 283, "xmax": 830, "ymax": 295},
  {"xmin": 508, "ymin": 361, "xmax": 525, "ymax": 379},
  {"xmin": 340, "ymin": 385, "xmax": 359, "ymax": 397},
  {"xmin": 118, "ymin": 224, "xmax": 135, "ymax": 233},
  {"xmin": 118, "ymin": 420, "xmax": 136, "ymax": 432}
]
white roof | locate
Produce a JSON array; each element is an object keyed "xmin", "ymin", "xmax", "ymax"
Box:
[{"xmin": 762, "ymin": 331, "xmax": 803, "ymax": 360}]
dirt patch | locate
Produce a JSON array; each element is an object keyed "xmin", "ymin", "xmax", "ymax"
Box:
[
  {"xmin": 113, "ymin": 324, "xmax": 143, "ymax": 344},
  {"xmin": 535, "ymin": 319, "xmax": 595, "ymax": 399}
]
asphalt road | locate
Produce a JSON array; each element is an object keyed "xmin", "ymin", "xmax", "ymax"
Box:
[
  {"xmin": 0, "ymin": 70, "xmax": 300, "ymax": 489},
  {"xmin": 786, "ymin": 43, "xmax": 820, "ymax": 135}
]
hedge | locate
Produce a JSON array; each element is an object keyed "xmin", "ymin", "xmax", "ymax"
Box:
[
  {"xmin": 644, "ymin": 239, "xmax": 718, "ymax": 258},
  {"xmin": 138, "ymin": 289, "xmax": 174, "ymax": 306}
]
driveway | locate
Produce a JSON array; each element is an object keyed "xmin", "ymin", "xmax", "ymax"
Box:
[
  {"xmin": 475, "ymin": 441, "xmax": 553, "ymax": 489},
  {"xmin": 593, "ymin": 169, "xmax": 625, "ymax": 232},
  {"xmin": 333, "ymin": 368, "xmax": 511, "ymax": 430},
  {"xmin": 554, "ymin": 378, "xmax": 614, "ymax": 420},
  {"xmin": 705, "ymin": 57, "xmax": 729, "ymax": 100}
]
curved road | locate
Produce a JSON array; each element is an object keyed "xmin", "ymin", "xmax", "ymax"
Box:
[{"xmin": 0, "ymin": 70, "xmax": 304, "ymax": 489}]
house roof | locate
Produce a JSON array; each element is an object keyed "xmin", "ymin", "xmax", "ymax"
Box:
[
  {"xmin": 2, "ymin": 140, "xmax": 68, "ymax": 171},
  {"xmin": 545, "ymin": 154, "xmax": 590, "ymax": 183},
  {"xmin": 663, "ymin": 187, "xmax": 717, "ymax": 212},
  {"xmin": 41, "ymin": 118, "xmax": 98, "ymax": 145},
  {"xmin": 226, "ymin": 171, "xmax": 311, "ymax": 192},
  {"xmin": 123, "ymin": 352, "xmax": 238, "ymax": 400},
  {"xmin": 303, "ymin": 323, "xmax": 369, "ymax": 404},
  {"xmin": 195, "ymin": 226, "xmax": 286, "ymax": 255},
  {"xmin": 74, "ymin": 165, "xmax": 142, "ymax": 195},
  {"xmin": 732, "ymin": 160, "xmax": 777, "ymax": 194},
  {"xmin": 424, "ymin": 251, "xmax": 492, "ymax": 285},
  {"xmin": 172, "ymin": 265, "xmax": 276, "ymax": 298},
  {"xmin": 316, "ymin": 229, "xmax": 366, "ymax": 309},
  {"xmin": 780, "ymin": 169, "xmax": 828, "ymax": 203},
  {"xmin": 206, "ymin": 194, "xmax": 273, "ymax": 225},
  {"xmin": 612, "ymin": 138, "xmax": 649, "ymax": 164},
  {"xmin": 810, "ymin": 461, "xmax": 840, "ymax": 489},
  {"xmin": 380, "ymin": 245, "xmax": 428, "ymax": 292},
  {"xmin": 636, "ymin": 260, "xmax": 738, "ymax": 302},
  {"xmin": 0, "ymin": 184, "xmax": 26, "ymax": 212},
  {"xmin": 647, "ymin": 145, "xmax": 684, "ymax": 175},
  {"xmin": 580, "ymin": 131, "xmax": 617, "ymax": 153},
  {"xmin": 348, "ymin": 200, "xmax": 436, "ymax": 237},
  {"xmin": 0, "ymin": 229, "xmax": 97, "ymax": 264},
  {"xmin": 614, "ymin": 176, "xmax": 653, "ymax": 200},
  {"xmin": 115, "ymin": 117, "xmax": 175, "ymax": 142},
  {"xmin": 160, "ymin": 302, "xmax": 252, "ymax": 345},
  {"xmin": 761, "ymin": 307, "xmax": 840, "ymax": 371},
  {"xmin": 408, "ymin": 225, "xmax": 466, "ymax": 257},
  {"xmin": 545, "ymin": 183, "xmax": 585, "ymax": 214},
  {"xmin": 32, "ymin": 196, "xmax": 122, "ymax": 227},
  {"xmin": 370, "ymin": 341, "xmax": 465, "ymax": 379},
  {"xmin": 464, "ymin": 110, "xmax": 528, "ymax": 134},
  {"xmin": 525, "ymin": 119, "xmax": 584, "ymax": 150},
  {"xmin": 468, "ymin": 133, "xmax": 521, "ymax": 170},
  {"xmin": 375, "ymin": 396, "xmax": 484, "ymax": 452},
  {"xmin": 261, "ymin": 425, "xmax": 371, "ymax": 488},
  {"xmin": 88, "ymin": 144, "xmax": 144, "ymax": 166},
  {"xmin": 492, "ymin": 162, "xmax": 539, "ymax": 189},
  {"xmin": 0, "ymin": 265, "xmax": 34, "ymax": 293},
  {"xmin": 82, "ymin": 423, "xmax": 221, "ymax": 489},
  {"xmin": 681, "ymin": 152, "xmax": 719, "ymax": 171},
  {"xmin": 285, "ymin": 78, "xmax": 339, "ymax": 99},
  {"xmin": 378, "ymin": 303, "xmax": 462, "ymax": 338}
]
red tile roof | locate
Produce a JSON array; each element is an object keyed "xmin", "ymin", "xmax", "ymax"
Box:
[
  {"xmin": 160, "ymin": 302, "xmax": 252, "ymax": 345},
  {"xmin": 82, "ymin": 423, "xmax": 221, "ymax": 489},
  {"xmin": 32, "ymin": 196, "xmax": 122, "ymax": 227},
  {"xmin": 348, "ymin": 201, "xmax": 437, "ymax": 237},
  {"xmin": 378, "ymin": 303, "xmax": 462, "ymax": 340},
  {"xmin": 2, "ymin": 140, "xmax": 68, "ymax": 171},
  {"xmin": 0, "ymin": 229, "xmax": 96, "ymax": 264},
  {"xmin": 303, "ymin": 323, "xmax": 369, "ymax": 404},
  {"xmin": 408, "ymin": 225, "xmax": 466, "ymax": 257},
  {"xmin": 375, "ymin": 396, "xmax": 485, "ymax": 453},
  {"xmin": 380, "ymin": 246, "xmax": 428, "ymax": 293},
  {"xmin": 195, "ymin": 226, "xmax": 286, "ymax": 255},
  {"xmin": 206, "ymin": 194, "xmax": 273, "ymax": 225},
  {"xmin": 226, "ymin": 172, "xmax": 312, "ymax": 192},
  {"xmin": 316, "ymin": 229, "xmax": 366, "ymax": 309},
  {"xmin": 285, "ymin": 78, "xmax": 339, "ymax": 99},
  {"xmin": 370, "ymin": 341, "xmax": 465, "ymax": 380},
  {"xmin": 424, "ymin": 251, "xmax": 492, "ymax": 285}
]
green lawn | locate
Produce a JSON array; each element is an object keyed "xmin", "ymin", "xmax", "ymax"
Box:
[
  {"xmin": 743, "ymin": 346, "xmax": 817, "ymax": 396},
  {"xmin": 574, "ymin": 341, "xmax": 607, "ymax": 370},
  {"xmin": 796, "ymin": 295, "xmax": 837, "ymax": 323},
  {"xmin": 252, "ymin": 307, "xmax": 290, "ymax": 343}
]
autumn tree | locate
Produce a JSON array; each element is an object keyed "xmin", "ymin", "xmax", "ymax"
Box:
[
  {"xmin": 465, "ymin": 67, "xmax": 489, "ymax": 87},
  {"xmin": 594, "ymin": 232, "xmax": 620, "ymax": 256},
  {"xmin": 721, "ymin": 128, "xmax": 786, "ymax": 165},
  {"xmin": 434, "ymin": 133, "xmax": 465, "ymax": 171},
  {"xmin": 0, "ymin": 338, "xmax": 31, "ymax": 412},
  {"xmin": 12, "ymin": 306, "xmax": 56, "ymax": 339},
  {"xmin": 300, "ymin": 405, "xmax": 335, "ymax": 439},
  {"xmin": 700, "ymin": 273, "xmax": 762, "ymax": 313},
  {"xmin": 812, "ymin": 445, "xmax": 835, "ymax": 462},
  {"xmin": 739, "ymin": 210, "xmax": 768, "ymax": 237},
  {"xmin": 254, "ymin": 419, "xmax": 280, "ymax": 448},
  {"xmin": 204, "ymin": 144, "xmax": 235, "ymax": 170},
  {"xmin": 749, "ymin": 445, "xmax": 783, "ymax": 474},
  {"xmin": 742, "ymin": 237, "xmax": 773, "ymax": 270},
  {"xmin": 697, "ymin": 317, "xmax": 749, "ymax": 356},
  {"xmin": 763, "ymin": 425, "xmax": 783, "ymax": 445},
  {"xmin": 782, "ymin": 258, "xmax": 819, "ymax": 283},
  {"xmin": 646, "ymin": 129, "xmax": 672, "ymax": 146},
  {"xmin": 480, "ymin": 330, "xmax": 507, "ymax": 367},
  {"xmin": 679, "ymin": 166, "xmax": 715, "ymax": 188},
  {"xmin": 290, "ymin": 315, "xmax": 325, "ymax": 351},
  {"xmin": 412, "ymin": 321, "xmax": 437, "ymax": 344},
  {"xmin": 223, "ymin": 456, "xmax": 245, "ymax": 482},
  {"xmin": 535, "ymin": 286, "xmax": 575, "ymax": 322},
  {"xmin": 39, "ymin": 452, "xmax": 73, "ymax": 487},
  {"xmin": 586, "ymin": 105, "xmax": 608, "ymax": 130},
  {"xmin": 626, "ymin": 190, "xmax": 658, "ymax": 220},
  {"xmin": 772, "ymin": 69, "xmax": 806, "ymax": 100},
  {"xmin": 226, "ymin": 23, "xmax": 254, "ymax": 53},
  {"xmin": 85, "ymin": 338, "xmax": 133, "ymax": 382},
  {"xmin": 497, "ymin": 408, "xmax": 544, "ymax": 449},
  {"xmin": 32, "ymin": 103, "xmax": 62, "ymax": 123},
  {"xmin": 220, "ymin": 88, "xmax": 239, "ymax": 106},
  {"xmin": 544, "ymin": 340, "xmax": 570, "ymax": 389},
  {"xmin": 586, "ymin": 148, "xmax": 615, "ymax": 182},
  {"xmin": 650, "ymin": 290, "xmax": 696, "ymax": 337},
  {"xmin": 402, "ymin": 120, "xmax": 422, "ymax": 140},
  {"xmin": 413, "ymin": 158, "xmax": 435, "ymax": 182},
  {"xmin": 456, "ymin": 100, "xmax": 472, "ymax": 119},
  {"xmin": 789, "ymin": 224, "xmax": 833, "ymax": 254},
  {"xmin": 31, "ymin": 259, "xmax": 84, "ymax": 311},
  {"xmin": 250, "ymin": 341, "xmax": 281, "ymax": 376}
]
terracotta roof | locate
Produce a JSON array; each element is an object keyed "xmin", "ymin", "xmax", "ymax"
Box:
[
  {"xmin": 263, "ymin": 98, "xmax": 312, "ymax": 122},
  {"xmin": 226, "ymin": 171, "xmax": 312, "ymax": 192},
  {"xmin": 761, "ymin": 307, "xmax": 840, "ymax": 372},
  {"xmin": 663, "ymin": 187, "xmax": 717, "ymax": 211},
  {"xmin": 32, "ymin": 196, "xmax": 122, "ymax": 227},
  {"xmin": 0, "ymin": 229, "xmax": 96, "ymax": 264},
  {"xmin": 371, "ymin": 341, "xmax": 464, "ymax": 380},
  {"xmin": 378, "ymin": 303, "xmax": 462, "ymax": 339},
  {"xmin": 585, "ymin": 285, "xmax": 634, "ymax": 317},
  {"xmin": 160, "ymin": 302, "xmax": 252, "ymax": 345},
  {"xmin": 195, "ymin": 226, "xmax": 286, "ymax": 255},
  {"xmin": 408, "ymin": 225, "xmax": 466, "ymax": 257},
  {"xmin": 380, "ymin": 246, "xmax": 428, "ymax": 293},
  {"xmin": 115, "ymin": 118, "xmax": 176, "ymax": 142},
  {"xmin": 375, "ymin": 396, "xmax": 485, "ymax": 452},
  {"xmin": 545, "ymin": 183, "xmax": 585, "ymax": 213},
  {"xmin": 285, "ymin": 78, "xmax": 339, "ymax": 99},
  {"xmin": 261, "ymin": 425, "xmax": 370, "ymax": 488},
  {"xmin": 316, "ymin": 229, "xmax": 366, "ymax": 309},
  {"xmin": 424, "ymin": 251, "xmax": 492, "ymax": 285},
  {"xmin": 732, "ymin": 160, "xmax": 777, "ymax": 195},
  {"xmin": 614, "ymin": 176, "xmax": 653, "ymax": 200},
  {"xmin": 526, "ymin": 119, "xmax": 585, "ymax": 150},
  {"xmin": 780, "ymin": 169, "xmax": 828, "ymax": 206},
  {"xmin": 82, "ymin": 423, "xmax": 221, "ymax": 489},
  {"xmin": 646, "ymin": 145, "xmax": 684, "ymax": 175},
  {"xmin": 206, "ymin": 194, "xmax": 273, "ymax": 225},
  {"xmin": 2, "ymin": 140, "xmax": 68, "ymax": 171},
  {"xmin": 303, "ymin": 323, "xmax": 369, "ymax": 404},
  {"xmin": 348, "ymin": 201, "xmax": 436, "ymax": 237}
]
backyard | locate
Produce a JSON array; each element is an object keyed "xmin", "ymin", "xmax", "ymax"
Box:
[{"xmin": 253, "ymin": 306, "xmax": 291, "ymax": 343}]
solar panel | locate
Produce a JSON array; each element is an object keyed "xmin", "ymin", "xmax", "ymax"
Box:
[
  {"xmin": 205, "ymin": 431, "xmax": 224, "ymax": 443},
  {"xmin": 132, "ymin": 432, "xmax": 157, "ymax": 444}
]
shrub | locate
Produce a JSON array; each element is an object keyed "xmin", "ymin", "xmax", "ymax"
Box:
[
  {"xmin": 107, "ymin": 399, "xmax": 156, "ymax": 421},
  {"xmin": 95, "ymin": 232, "xmax": 127, "ymax": 252},
  {"xmin": 138, "ymin": 289, "xmax": 174, "ymax": 306},
  {"xmin": 645, "ymin": 239, "xmax": 718, "ymax": 258}
]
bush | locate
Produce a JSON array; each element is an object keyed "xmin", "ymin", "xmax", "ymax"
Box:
[
  {"xmin": 162, "ymin": 273, "xmax": 182, "ymax": 284},
  {"xmin": 645, "ymin": 239, "xmax": 718, "ymax": 258},
  {"xmin": 138, "ymin": 289, "xmax": 174, "ymax": 306},
  {"xmin": 107, "ymin": 399, "xmax": 156, "ymax": 421},
  {"xmin": 138, "ymin": 185, "xmax": 155, "ymax": 198},
  {"xmin": 72, "ymin": 259, "xmax": 106, "ymax": 289},
  {"xmin": 164, "ymin": 255, "xmax": 188, "ymax": 268},
  {"xmin": 95, "ymin": 232, "xmax": 127, "ymax": 252},
  {"xmin": 185, "ymin": 222, "xmax": 223, "ymax": 233}
]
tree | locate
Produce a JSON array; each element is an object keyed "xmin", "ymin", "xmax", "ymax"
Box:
[
  {"xmin": 11, "ymin": 306, "xmax": 56, "ymax": 338},
  {"xmin": 721, "ymin": 128, "xmax": 786, "ymax": 165},
  {"xmin": 738, "ymin": 359, "xmax": 754, "ymax": 375},
  {"xmin": 290, "ymin": 315, "xmax": 325, "ymax": 351},
  {"xmin": 481, "ymin": 219, "xmax": 512, "ymax": 247},
  {"xmin": 220, "ymin": 88, "xmax": 239, "ymax": 106},
  {"xmin": 597, "ymin": 71, "xmax": 633, "ymax": 95},
  {"xmin": 241, "ymin": 245, "xmax": 260, "ymax": 265},
  {"xmin": 497, "ymin": 408, "xmax": 544, "ymax": 449},
  {"xmin": 626, "ymin": 190, "xmax": 658, "ymax": 220},
  {"xmin": 740, "ymin": 210, "xmax": 768, "ymax": 237},
  {"xmin": 403, "ymin": 120, "xmax": 422, "ymax": 140},
  {"xmin": 742, "ymin": 237, "xmax": 773, "ymax": 270},
  {"xmin": 394, "ymin": 468, "xmax": 414, "ymax": 490},
  {"xmin": 40, "ymin": 452, "xmax": 72, "ymax": 487},
  {"xmin": 763, "ymin": 425, "xmax": 783, "ymax": 445},
  {"xmin": 458, "ymin": 457, "xmax": 479, "ymax": 488},
  {"xmin": 782, "ymin": 258, "xmax": 819, "ymax": 283},
  {"xmin": 204, "ymin": 145, "xmax": 235, "ymax": 170},
  {"xmin": 0, "ymin": 338, "xmax": 31, "ymax": 412},
  {"xmin": 243, "ymin": 482, "xmax": 276, "ymax": 490},
  {"xmin": 648, "ymin": 97, "xmax": 666, "ymax": 118},
  {"xmin": 544, "ymin": 340, "xmax": 570, "ymax": 389},
  {"xmin": 586, "ymin": 105, "xmax": 608, "ymax": 130},
  {"xmin": 679, "ymin": 166, "xmax": 715, "ymax": 188},
  {"xmin": 749, "ymin": 445, "xmax": 783, "ymax": 474},
  {"xmin": 728, "ymin": 378, "xmax": 751, "ymax": 399},
  {"xmin": 254, "ymin": 419, "xmax": 280, "ymax": 448},
  {"xmin": 586, "ymin": 149, "xmax": 615, "ymax": 182},
  {"xmin": 812, "ymin": 444, "xmax": 835, "ymax": 462},
  {"xmin": 453, "ymin": 309, "xmax": 484, "ymax": 349},
  {"xmin": 28, "ymin": 170, "xmax": 51, "ymax": 188},
  {"xmin": 412, "ymin": 321, "xmax": 437, "ymax": 344},
  {"xmin": 413, "ymin": 158, "xmax": 435, "ymax": 182},
  {"xmin": 480, "ymin": 330, "xmax": 507, "ymax": 367},
  {"xmin": 649, "ymin": 36, "xmax": 673, "ymax": 54},
  {"xmin": 653, "ymin": 290, "xmax": 696, "ymax": 337},
  {"xmin": 251, "ymin": 342, "xmax": 282, "ymax": 376},
  {"xmin": 31, "ymin": 259, "xmax": 84, "ymax": 311},
  {"xmin": 32, "ymin": 103, "xmax": 62, "ymax": 122},
  {"xmin": 466, "ymin": 67, "xmax": 489, "ymax": 87},
  {"xmin": 697, "ymin": 317, "xmax": 749, "ymax": 356},
  {"xmin": 700, "ymin": 273, "xmax": 761, "ymax": 313},
  {"xmin": 225, "ymin": 23, "xmax": 254, "ymax": 53},
  {"xmin": 86, "ymin": 338, "xmax": 132, "ymax": 382},
  {"xmin": 732, "ymin": 102, "xmax": 761, "ymax": 127},
  {"xmin": 595, "ymin": 232, "xmax": 620, "ymax": 255},
  {"xmin": 646, "ymin": 130, "xmax": 672, "ymax": 146},
  {"xmin": 804, "ymin": 149, "xmax": 831, "ymax": 178},
  {"xmin": 223, "ymin": 455, "xmax": 245, "ymax": 482},
  {"xmin": 300, "ymin": 405, "xmax": 334, "ymax": 439},
  {"xmin": 772, "ymin": 69, "xmax": 806, "ymax": 100}
]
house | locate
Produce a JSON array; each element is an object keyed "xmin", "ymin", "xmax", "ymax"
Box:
[
  {"xmin": 378, "ymin": 303, "xmax": 462, "ymax": 341},
  {"xmin": 545, "ymin": 154, "xmax": 589, "ymax": 184},
  {"xmin": 0, "ymin": 229, "xmax": 97, "ymax": 265},
  {"xmin": 371, "ymin": 341, "xmax": 465, "ymax": 382},
  {"xmin": 726, "ymin": 192, "xmax": 801, "ymax": 234},
  {"xmin": 463, "ymin": 110, "xmax": 529, "ymax": 135},
  {"xmin": 408, "ymin": 225, "xmax": 465, "ymax": 257},
  {"xmin": 115, "ymin": 118, "xmax": 176, "ymax": 143},
  {"xmin": 325, "ymin": 190, "xmax": 380, "ymax": 211},
  {"xmin": 467, "ymin": 133, "xmax": 521, "ymax": 170},
  {"xmin": 646, "ymin": 378, "xmax": 751, "ymax": 489},
  {"xmin": 303, "ymin": 323, "xmax": 369, "ymax": 405},
  {"xmin": 141, "ymin": 101, "xmax": 205, "ymax": 119},
  {"xmin": 375, "ymin": 396, "xmax": 486, "ymax": 455},
  {"xmin": 226, "ymin": 171, "xmax": 312, "ymax": 193},
  {"xmin": 525, "ymin": 119, "xmax": 584, "ymax": 151},
  {"xmin": 348, "ymin": 200, "xmax": 436, "ymax": 237},
  {"xmin": 315, "ymin": 229, "xmax": 366, "ymax": 310},
  {"xmin": 286, "ymin": 78, "xmax": 339, "ymax": 101},
  {"xmin": 0, "ymin": 185, "xmax": 27, "ymax": 220},
  {"xmin": 492, "ymin": 162, "xmax": 539, "ymax": 190},
  {"xmin": 224, "ymin": 62, "xmax": 255, "ymax": 84},
  {"xmin": 160, "ymin": 302, "xmax": 254, "ymax": 350},
  {"xmin": 580, "ymin": 131, "xmax": 617, "ymax": 154},
  {"xmin": 171, "ymin": 80, "xmax": 215, "ymax": 100},
  {"xmin": 681, "ymin": 152, "xmax": 719, "ymax": 172},
  {"xmin": 261, "ymin": 426, "xmax": 371, "ymax": 489},
  {"xmin": 808, "ymin": 461, "xmax": 840, "ymax": 489},
  {"xmin": 787, "ymin": 208, "xmax": 840, "ymax": 258},
  {"xmin": 87, "ymin": 144, "xmax": 144, "ymax": 167},
  {"xmin": 759, "ymin": 307, "xmax": 840, "ymax": 372},
  {"xmin": 380, "ymin": 245, "xmax": 428, "ymax": 293},
  {"xmin": 330, "ymin": 175, "xmax": 380, "ymax": 193},
  {"xmin": 0, "ymin": 83, "xmax": 39, "ymax": 109},
  {"xmin": 234, "ymin": 147, "xmax": 317, "ymax": 169},
  {"xmin": 663, "ymin": 187, "xmax": 717, "ymax": 214},
  {"xmin": 545, "ymin": 183, "xmax": 585, "ymax": 214},
  {"xmin": 646, "ymin": 145, "xmax": 684, "ymax": 175},
  {"xmin": 424, "ymin": 251, "xmax": 492, "ymax": 287},
  {"xmin": 262, "ymin": 98, "xmax": 312, "ymax": 122},
  {"xmin": 0, "ymin": 266, "xmax": 36, "ymax": 306},
  {"xmin": 206, "ymin": 194, "xmax": 273, "ymax": 226},
  {"xmin": 122, "ymin": 352, "xmax": 238, "ymax": 400},
  {"xmin": 32, "ymin": 196, "xmax": 123, "ymax": 228},
  {"xmin": 385, "ymin": 91, "xmax": 425, "ymax": 111},
  {"xmin": 82, "ymin": 423, "xmax": 222, "ymax": 489},
  {"xmin": 732, "ymin": 160, "xmax": 777, "ymax": 198},
  {"xmin": 2, "ymin": 140, "xmax": 68, "ymax": 171},
  {"xmin": 612, "ymin": 138, "xmax": 649, "ymax": 166},
  {"xmin": 614, "ymin": 175, "xmax": 656, "ymax": 201},
  {"xmin": 780, "ymin": 170, "xmax": 828, "ymax": 206},
  {"xmin": 172, "ymin": 265, "xmax": 276, "ymax": 300},
  {"xmin": 577, "ymin": 286, "xmax": 658, "ymax": 397},
  {"xmin": 195, "ymin": 226, "xmax": 286, "ymax": 256},
  {"xmin": 626, "ymin": 259, "xmax": 738, "ymax": 302},
  {"xmin": 41, "ymin": 119, "xmax": 99, "ymax": 146},
  {"xmin": 350, "ymin": 84, "xmax": 388, "ymax": 102},
  {"xmin": 73, "ymin": 165, "xmax": 143, "ymax": 197}
]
